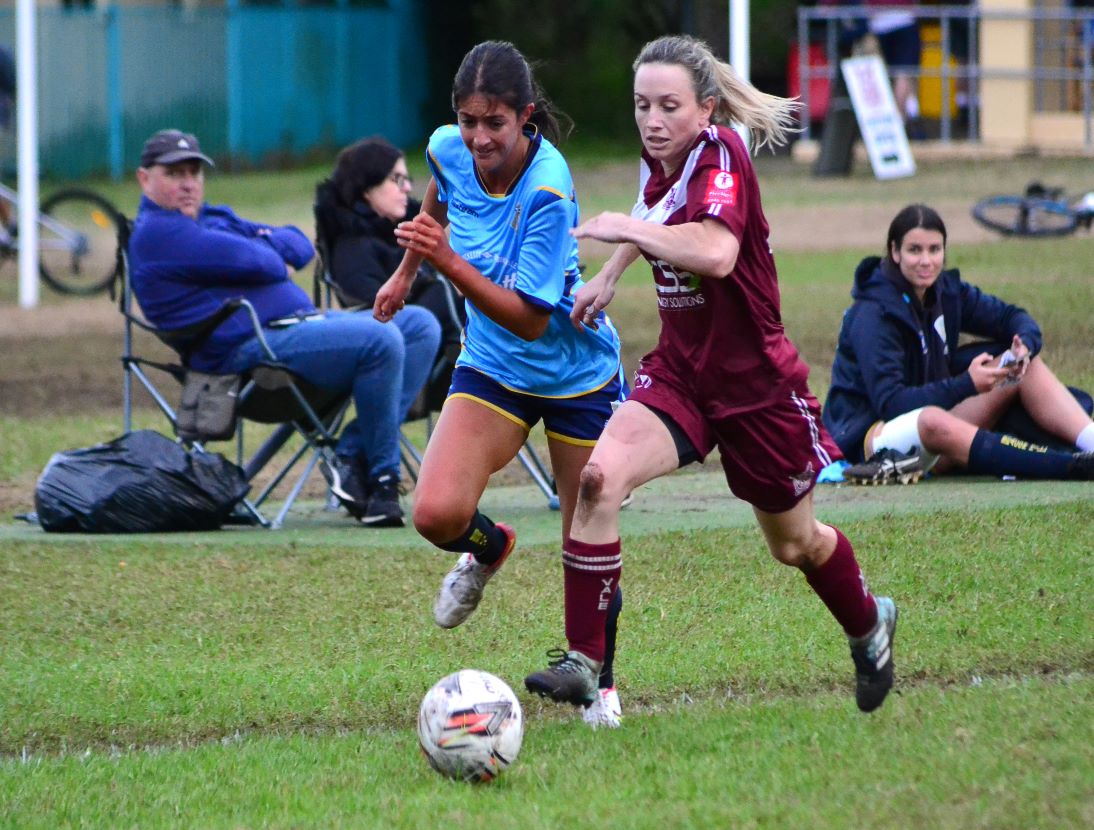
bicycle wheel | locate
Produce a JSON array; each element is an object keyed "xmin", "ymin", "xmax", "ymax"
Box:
[
  {"xmin": 38, "ymin": 188, "xmax": 123, "ymax": 295},
  {"xmin": 971, "ymin": 194, "xmax": 1077, "ymax": 237}
]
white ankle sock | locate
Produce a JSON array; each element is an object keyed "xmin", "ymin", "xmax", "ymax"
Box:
[{"xmin": 1076, "ymin": 423, "xmax": 1094, "ymax": 453}]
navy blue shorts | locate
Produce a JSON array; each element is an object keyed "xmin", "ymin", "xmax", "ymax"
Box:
[{"xmin": 447, "ymin": 366, "xmax": 625, "ymax": 446}]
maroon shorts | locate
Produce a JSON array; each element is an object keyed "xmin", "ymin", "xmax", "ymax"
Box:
[{"xmin": 629, "ymin": 375, "xmax": 842, "ymax": 514}]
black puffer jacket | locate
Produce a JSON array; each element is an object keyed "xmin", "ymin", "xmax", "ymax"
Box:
[
  {"xmin": 822, "ymin": 255, "xmax": 1042, "ymax": 461},
  {"xmin": 314, "ymin": 179, "xmax": 430, "ymax": 307},
  {"xmin": 314, "ymin": 180, "xmax": 464, "ymax": 349}
]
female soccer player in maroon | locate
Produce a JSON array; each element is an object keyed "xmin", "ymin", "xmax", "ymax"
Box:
[{"xmin": 524, "ymin": 34, "xmax": 897, "ymax": 714}]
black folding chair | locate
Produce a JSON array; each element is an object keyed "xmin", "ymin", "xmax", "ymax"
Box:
[
  {"xmin": 116, "ymin": 218, "xmax": 353, "ymax": 528},
  {"xmin": 312, "ymin": 182, "xmax": 560, "ymax": 509}
]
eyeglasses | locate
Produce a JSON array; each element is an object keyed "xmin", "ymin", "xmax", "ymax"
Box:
[{"xmin": 387, "ymin": 172, "xmax": 413, "ymax": 188}]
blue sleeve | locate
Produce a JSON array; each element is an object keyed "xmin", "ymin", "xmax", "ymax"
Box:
[
  {"xmin": 850, "ymin": 300, "xmax": 977, "ymax": 419},
  {"xmin": 137, "ymin": 212, "xmax": 295, "ymax": 288},
  {"xmin": 204, "ymin": 204, "xmax": 314, "ymax": 270},
  {"xmin": 513, "ymin": 190, "xmax": 573, "ymax": 311},
  {"xmin": 956, "ymin": 278, "xmax": 1043, "ymax": 357}
]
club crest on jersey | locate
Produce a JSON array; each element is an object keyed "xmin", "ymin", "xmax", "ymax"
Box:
[{"xmin": 704, "ymin": 170, "xmax": 738, "ymax": 206}]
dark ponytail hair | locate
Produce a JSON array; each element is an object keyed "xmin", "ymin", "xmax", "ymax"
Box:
[
  {"xmin": 451, "ymin": 40, "xmax": 572, "ymax": 145},
  {"xmin": 885, "ymin": 204, "xmax": 948, "ymax": 263}
]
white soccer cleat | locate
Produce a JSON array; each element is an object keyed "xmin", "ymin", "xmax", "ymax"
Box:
[
  {"xmin": 582, "ymin": 686, "xmax": 622, "ymax": 729},
  {"xmin": 432, "ymin": 523, "xmax": 516, "ymax": 629}
]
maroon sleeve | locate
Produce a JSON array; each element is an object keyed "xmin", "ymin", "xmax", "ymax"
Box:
[{"xmin": 682, "ymin": 126, "xmax": 750, "ymax": 242}]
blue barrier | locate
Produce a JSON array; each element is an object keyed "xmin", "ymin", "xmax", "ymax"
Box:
[{"xmin": 0, "ymin": 1, "xmax": 428, "ymax": 179}]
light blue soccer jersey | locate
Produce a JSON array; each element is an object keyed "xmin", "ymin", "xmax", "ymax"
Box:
[{"xmin": 426, "ymin": 124, "xmax": 621, "ymax": 398}]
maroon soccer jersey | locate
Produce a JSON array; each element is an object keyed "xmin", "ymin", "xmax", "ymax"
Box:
[{"xmin": 631, "ymin": 124, "xmax": 810, "ymax": 417}]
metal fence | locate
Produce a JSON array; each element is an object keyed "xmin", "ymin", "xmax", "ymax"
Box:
[
  {"xmin": 0, "ymin": 0, "xmax": 429, "ymax": 179},
  {"xmin": 795, "ymin": 4, "xmax": 1094, "ymax": 148}
]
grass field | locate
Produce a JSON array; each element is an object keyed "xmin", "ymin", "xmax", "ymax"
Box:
[{"xmin": 1, "ymin": 150, "xmax": 1092, "ymax": 828}]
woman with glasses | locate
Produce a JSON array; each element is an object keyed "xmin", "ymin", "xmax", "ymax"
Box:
[
  {"xmin": 373, "ymin": 40, "xmax": 627, "ymax": 727},
  {"xmin": 318, "ymin": 136, "xmax": 464, "ymax": 352}
]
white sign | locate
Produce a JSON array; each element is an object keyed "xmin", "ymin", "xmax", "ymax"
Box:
[{"xmin": 840, "ymin": 55, "xmax": 916, "ymax": 180}]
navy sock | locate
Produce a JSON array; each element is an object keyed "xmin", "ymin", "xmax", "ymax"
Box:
[
  {"xmin": 967, "ymin": 429, "xmax": 1074, "ymax": 479},
  {"xmin": 599, "ymin": 586, "xmax": 623, "ymax": 689},
  {"xmin": 436, "ymin": 510, "xmax": 507, "ymax": 564}
]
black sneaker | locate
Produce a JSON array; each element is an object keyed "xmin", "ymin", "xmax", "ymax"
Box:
[
  {"xmin": 361, "ymin": 472, "xmax": 404, "ymax": 528},
  {"xmin": 849, "ymin": 596, "xmax": 898, "ymax": 713},
  {"xmin": 1069, "ymin": 451, "xmax": 1094, "ymax": 480},
  {"xmin": 846, "ymin": 448, "xmax": 923, "ymax": 486},
  {"xmin": 524, "ymin": 649, "xmax": 601, "ymax": 708},
  {"xmin": 330, "ymin": 455, "xmax": 369, "ymax": 520}
]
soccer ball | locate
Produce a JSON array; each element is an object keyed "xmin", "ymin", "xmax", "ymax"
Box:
[{"xmin": 417, "ymin": 669, "xmax": 524, "ymax": 783}]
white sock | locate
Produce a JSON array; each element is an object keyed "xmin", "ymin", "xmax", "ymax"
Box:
[{"xmin": 1076, "ymin": 423, "xmax": 1094, "ymax": 453}]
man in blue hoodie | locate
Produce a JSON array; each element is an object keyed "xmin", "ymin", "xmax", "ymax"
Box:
[{"xmin": 129, "ymin": 129, "xmax": 440, "ymax": 526}]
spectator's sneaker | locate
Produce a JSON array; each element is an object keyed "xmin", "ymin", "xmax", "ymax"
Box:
[
  {"xmin": 329, "ymin": 456, "xmax": 368, "ymax": 520},
  {"xmin": 582, "ymin": 686, "xmax": 622, "ymax": 729},
  {"xmin": 432, "ymin": 523, "xmax": 516, "ymax": 628},
  {"xmin": 524, "ymin": 649, "xmax": 601, "ymax": 708},
  {"xmin": 849, "ymin": 596, "xmax": 898, "ymax": 713},
  {"xmin": 1069, "ymin": 451, "xmax": 1094, "ymax": 480},
  {"xmin": 361, "ymin": 473, "xmax": 404, "ymax": 528},
  {"xmin": 846, "ymin": 449, "xmax": 923, "ymax": 486}
]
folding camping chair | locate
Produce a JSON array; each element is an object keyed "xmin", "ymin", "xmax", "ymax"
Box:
[
  {"xmin": 115, "ymin": 218, "xmax": 353, "ymax": 529},
  {"xmin": 311, "ymin": 181, "xmax": 560, "ymax": 509}
]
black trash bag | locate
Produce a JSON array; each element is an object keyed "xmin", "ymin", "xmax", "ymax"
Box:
[{"xmin": 34, "ymin": 430, "xmax": 250, "ymax": 533}]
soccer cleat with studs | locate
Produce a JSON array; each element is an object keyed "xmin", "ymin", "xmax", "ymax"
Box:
[
  {"xmin": 524, "ymin": 649, "xmax": 601, "ymax": 708},
  {"xmin": 845, "ymin": 448, "xmax": 923, "ymax": 486},
  {"xmin": 582, "ymin": 686, "xmax": 622, "ymax": 729},
  {"xmin": 432, "ymin": 523, "xmax": 516, "ymax": 629},
  {"xmin": 849, "ymin": 596, "xmax": 898, "ymax": 713}
]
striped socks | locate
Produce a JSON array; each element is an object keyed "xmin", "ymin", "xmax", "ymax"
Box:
[{"xmin": 563, "ymin": 538, "xmax": 622, "ymax": 662}]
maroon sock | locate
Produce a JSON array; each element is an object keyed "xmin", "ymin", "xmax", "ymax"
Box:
[
  {"xmin": 804, "ymin": 527, "xmax": 877, "ymax": 638},
  {"xmin": 563, "ymin": 538, "xmax": 622, "ymax": 663}
]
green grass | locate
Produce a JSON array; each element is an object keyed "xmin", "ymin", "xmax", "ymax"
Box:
[
  {"xmin": 1, "ymin": 498, "xmax": 1092, "ymax": 827},
  {"xmin": 2, "ymin": 678, "xmax": 1090, "ymax": 830}
]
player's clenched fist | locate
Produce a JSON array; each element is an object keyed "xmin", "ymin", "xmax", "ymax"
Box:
[{"xmin": 395, "ymin": 212, "xmax": 454, "ymax": 268}]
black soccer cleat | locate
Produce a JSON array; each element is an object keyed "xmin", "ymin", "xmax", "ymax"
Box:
[
  {"xmin": 846, "ymin": 449, "xmax": 923, "ymax": 486},
  {"xmin": 849, "ymin": 596, "xmax": 898, "ymax": 713},
  {"xmin": 524, "ymin": 649, "xmax": 601, "ymax": 708}
]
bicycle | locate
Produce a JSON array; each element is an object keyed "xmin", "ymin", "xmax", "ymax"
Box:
[
  {"xmin": 0, "ymin": 181, "xmax": 124, "ymax": 295},
  {"xmin": 972, "ymin": 181, "xmax": 1094, "ymax": 238}
]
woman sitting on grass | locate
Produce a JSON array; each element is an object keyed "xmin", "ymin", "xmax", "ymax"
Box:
[{"xmin": 823, "ymin": 203, "xmax": 1094, "ymax": 484}]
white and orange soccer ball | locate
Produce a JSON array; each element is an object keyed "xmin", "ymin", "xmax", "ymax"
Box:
[{"xmin": 417, "ymin": 669, "xmax": 524, "ymax": 783}]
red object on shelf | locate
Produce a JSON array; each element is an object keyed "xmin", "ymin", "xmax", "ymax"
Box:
[{"xmin": 787, "ymin": 41, "xmax": 832, "ymax": 121}]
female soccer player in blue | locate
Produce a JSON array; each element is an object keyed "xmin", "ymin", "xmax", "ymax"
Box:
[
  {"xmin": 373, "ymin": 41, "xmax": 625, "ymax": 727},
  {"xmin": 523, "ymin": 34, "xmax": 897, "ymax": 715}
]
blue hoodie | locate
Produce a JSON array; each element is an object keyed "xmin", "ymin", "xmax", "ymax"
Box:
[
  {"xmin": 822, "ymin": 255, "xmax": 1042, "ymax": 462},
  {"xmin": 129, "ymin": 196, "xmax": 316, "ymax": 371}
]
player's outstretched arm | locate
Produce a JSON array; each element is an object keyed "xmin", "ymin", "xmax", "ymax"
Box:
[
  {"xmin": 571, "ymin": 242, "xmax": 639, "ymax": 330},
  {"xmin": 575, "ymin": 211, "xmax": 739, "ymax": 279},
  {"xmin": 376, "ymin": 178, "xmax": 447, "ymax": 323}
]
